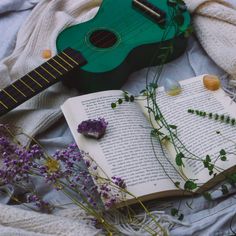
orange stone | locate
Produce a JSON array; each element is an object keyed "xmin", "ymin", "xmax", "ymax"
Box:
[
  {"xmin": 203, "ymin": 75, "xmax": 221, "ymax": 91},
  {"xmin": 42, "ymin": 49, "xmax": 52, "ymax": 59}
]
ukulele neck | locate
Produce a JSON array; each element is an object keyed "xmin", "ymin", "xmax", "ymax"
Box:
[{"xmin": 0, "ymin": 48, "xmax": 86, "ymax": 117}]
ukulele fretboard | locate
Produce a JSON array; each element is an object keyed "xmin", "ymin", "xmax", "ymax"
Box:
[{"xmin": 0, "ymin": 48, "xmax": 87, "ymax": 117}]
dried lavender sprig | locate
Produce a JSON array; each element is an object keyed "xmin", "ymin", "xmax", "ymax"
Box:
[{"xmin": 187, "ymin": 109, "xmax": 236, "ymax": 125}]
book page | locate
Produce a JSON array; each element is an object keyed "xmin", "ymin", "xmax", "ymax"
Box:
[
  {"xmin": 61, "ymin": 90, "xmax": 184, "ymax": 199},
  {"xmin": 139, "ymin": 75, "xmax": 236, "ymax": 184}
]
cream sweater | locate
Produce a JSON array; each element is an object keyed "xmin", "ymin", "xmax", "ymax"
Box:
[
  {"xmin": 185, "ymin": 0, "xmax": 236, "ymax": 79},
  {"xmin": 0, "ymin": 0, "xmax": 102, "ymax": 143},
  {"xmin": 0, "ymin": 0, "xmax": 102, "ymax": 235}
]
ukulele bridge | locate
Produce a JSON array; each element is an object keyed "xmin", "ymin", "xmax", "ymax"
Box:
[{"xmin": 132, "ymin": 0, "xmax": 166, "ymax": 24}]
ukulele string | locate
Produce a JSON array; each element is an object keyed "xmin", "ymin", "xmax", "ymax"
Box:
[
  {"xmin": 87, "ymin": 1, "xmax": 181, "ymax": 57},
  {"xmin": 83, "ymin": 9, "xmax": 182, "ymax": 70},
  {"xmin": 66, "ymin": 19, "xmax": 148, "ymax": 57},
  {"xmin": 65, "ymin": 3, "xmax": 173, "ymax": 62},
  {"xmin": 84, "ymin": 4, "xmax": 179, "ymax": 72},
  {"xmin": 69, "ymin": 18, "xmax": 173, "ymax": 69}
]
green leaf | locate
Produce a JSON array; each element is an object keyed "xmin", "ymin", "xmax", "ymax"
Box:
[
  {"xmin": 228, "ymin": 173, "xmax": 236, "ymax": 184},
  {"xmin": 149, "ymin": 83, "xmax": 158, "ymax": 89},
  {"xmin": 230, "ymin": 173, "xmax": 236, "ymax": 182},
  {"xmin": 171, "ymin": 208, "xmax": 178, "ymax": 216},
  {"xmin": 130, "ymin": 95, "xmax": 135, "ymax": 102},
  {"xmin": 184, "ymin": 180, "xmax": 197, "ymax": 191},
  {"xmin": 174, "ymin": 181, "xmax": 180, "ymax": 188},
  {"xmin": 111, "ymin": 103, "xmax": 116, "ymax": 109},
  {"xmin": 231, "ymin": 118, "xmax": 235, "ymax": 125},
  {"xmin": 118, "ymin": 99, "xmax": 123, "ymax": 104},
  {"xmin": 206, "ymin": 155, "xmax": 211, "ymax": 163},
  {"xmin": 151, "ymin": 129, "xmax": 163, "ymax": 137},
  {"xmin": 203, "ymin": 160, "xmax": 208, "ymax": 168},
  {"xmin": 124, "ymin": 95, "xmax": 130, "ymax": 102},
  {"xmin": 220, "ymin": 156, "xmax": 227, "ymax": 161},
  {"xmin": 154, "ymin": 115, "xmax": 161, "ymax": 121},
  {"xmin": 220, "ymin": 149, "xmax": 226, "ymax": 156},
  {"xmin": 208, "ymin": 164, "xmax": 214, "ymax": 171},
  {"xmin": 203, "ymin": 192, "xmax": 212, "ymax": 201},
  {"xmin": 169, "ymin": 125, "xmax": 177, "ymax": 130},
  {"xmin": 176, "ymin": 152, "xmax": 184, "ymax": 166}
]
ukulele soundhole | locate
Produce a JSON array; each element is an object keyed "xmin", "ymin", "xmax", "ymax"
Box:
[{"xmin": 89, "ymin": 29, "xmax": 117, "ymax": 49}]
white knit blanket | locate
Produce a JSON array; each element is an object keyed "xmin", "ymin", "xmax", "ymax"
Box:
[
  {"xmin": 0, "ymin": 1, "xmax": 104, "ymax": 235},
  {"xmin": 185, "ymin": 0, "xmax": 236, "ymax": 79},
  {"xmin": 0, "ymin": 0, "xmax": 102, "ymax": 144},
  {"xmin": 0, "ymin": 204, "xmax": 99, "ymax": 236}
]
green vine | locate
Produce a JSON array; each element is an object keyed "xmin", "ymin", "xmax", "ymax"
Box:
[
  {"xmin": 111, "ymin": 7, "xmax": 236, "ymax": 233},
  {"xmin": 187, "ymin": 109, "xmax": 236, "ymax": 125}
]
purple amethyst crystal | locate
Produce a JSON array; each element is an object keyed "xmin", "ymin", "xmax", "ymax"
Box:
[{"xmin": 77, "ymin": 118, "xmax": 108, "ymax": 139}]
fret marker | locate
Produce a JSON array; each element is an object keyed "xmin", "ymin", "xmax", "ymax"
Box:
[
  {"xmin": 57, "ymin": 55, "xmax": 74, "ymax": 68},
  {"xmin": 12, "ymin": 84, "xmax": 26, "ymax": 97},
  {"xmin": 41, "ymin": 65, "xmax": 57, "ymax": 79},
  {"xmin": 27, "ymin": 74, "xmax": 43, "ymax": 88},
  {"xmin": 0, "ymin": 100, "xmax": 8, "ymax": 109},
  {"xmin": 52, "ymin": 58, "xmax": 68, "ymax": 72},
  {"xmin": 34, "ymin": 70, "xmax": 50, "ymax": 83},
  {"xmin": 46, "ymin": 62, "xmax": 63, "ymax": 75},
  {"xmin": 19, "ymin": 79, "xmax": 35, "ymax": 92},
  {"xmin": 2, "ymin": 89, "xmax": 18, "ymax": 103},
  {"xmin": 62, "ymin": 52, "xmax": 79, "ymax": 65}
]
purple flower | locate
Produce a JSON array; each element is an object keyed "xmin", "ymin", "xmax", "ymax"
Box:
[
  {"xmin": 0, "ymin": 139, "xmax": 43, "ymax": 184},
  {"xmin": 77, "ymin": 118, "xmax": 108, "ymax": 139},
  {"xmin": 27, "ymin": 194, "xmax": 52, "ymax": 213},
  {"xmin": 111, "ymin": 176, "xmax": 127, "ymax": 189},
  {"xmin": 105, "ymin": 196, "xmax": 117, "ymax": 208}
]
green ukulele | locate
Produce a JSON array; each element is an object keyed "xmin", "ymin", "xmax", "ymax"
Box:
[{"xmin": 0, "ymin": 0, "xmax": 190, "ymax": 116}]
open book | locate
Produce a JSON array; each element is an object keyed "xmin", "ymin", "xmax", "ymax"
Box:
[{"xmin": 61, "ymin": 75, "xmax": 236, "ymax": 204}]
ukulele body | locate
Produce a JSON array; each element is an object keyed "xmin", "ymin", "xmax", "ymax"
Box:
[
  {"xmin": 56, "ymin": 0, "xmax": 190, "ymax": 92},
  {"xmin": 0, "ymin": 0, "xmax": 190, "ymax": 117}
]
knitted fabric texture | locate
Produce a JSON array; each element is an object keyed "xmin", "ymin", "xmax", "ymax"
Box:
[
  {"xmin": 0, "ymin": 0, "xmax": 102, "ymax": 234},
  {"xmin": 0, "ymin": 0, "xmax": 102, "ymax": 144},
  {"xmin": 0, "ymin": 1, "xmax": 176, "ymax": 235},
  {"xmin": 0, "ymin": 204, "xmax": 99, "ymax": 236},
  {"xmin": 184, "ymin": 0, "xmax": 236, "ymax": 79}
]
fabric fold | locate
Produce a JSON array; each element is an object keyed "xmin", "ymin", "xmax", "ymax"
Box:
[
  {"xmin": 184, "ymin": 0, "xmax": 236, "ymax": 79},
  {"xmin": 0, "ymin": 0, "xmax": 102, "ymax": 144},
  {"xmin": 0, "ymin": 203, "xmax": 98, "ymax": 236}
]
